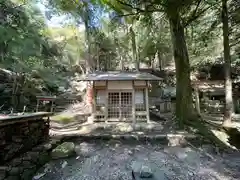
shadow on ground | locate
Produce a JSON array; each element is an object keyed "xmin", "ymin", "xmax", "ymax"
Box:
[{"xmin": 34, "ymin": 140, "xmax": 240, "ymax": 180}]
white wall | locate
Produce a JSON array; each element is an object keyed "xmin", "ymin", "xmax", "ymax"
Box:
[{"xmin": 108, "ymin": 81, "xmax": 133, "ymax": 90}]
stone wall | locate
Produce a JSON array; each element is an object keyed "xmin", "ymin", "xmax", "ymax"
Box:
[
  {"xmin": 0, "ymin": 139, "xmax": 60, "ymax": 180},
  {"xmin": 0, "ymin": 113, "xmax": 51, "ymax": 165}
]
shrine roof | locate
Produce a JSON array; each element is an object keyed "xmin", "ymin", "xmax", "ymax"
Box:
[{"xmin": 82, "ymin": 71, "xmax": 162, "ymax": 81}]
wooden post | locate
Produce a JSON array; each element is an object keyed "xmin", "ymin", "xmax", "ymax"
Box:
[
  {"xmin": 194, "ymin": 86, "xmax": 201, "ymax": 115},
  {"xmin": 145, "ymin": 81, "xmax": 150, "ymax": 123},
  {"xmin": 119, "ymin": 91, "xmax": 122, "ymax": 121},
  {"xmin": 92, "ymin": 82, "xmax": 96, "ymax": 121},
  {"xmin": 132, "ymin": 81, "xmax": 136, "ymax": 125},
  {"xmin": 50, "ymin": 100, "xmax": 54, "ymax": 112},
  {"xmin": 105, "ymin": 81, "xmax": 108, "ymax": 123},
  {"xmin": 36, "ymin": 99, "xmax": 39, "ymax": 112}
]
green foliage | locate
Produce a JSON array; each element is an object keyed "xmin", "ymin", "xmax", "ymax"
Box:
[{"xmin": 0, "ymin": 0, "xmax": 59, "ymax": 72}]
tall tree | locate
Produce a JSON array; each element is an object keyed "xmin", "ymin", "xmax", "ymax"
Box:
[
  {"xmin": 164, "ymin": 1, "xmax": 195, "ymax": 127},
  {"xmin": 222, "ymin": 0, "xmax": 233, "ymax": 126}
]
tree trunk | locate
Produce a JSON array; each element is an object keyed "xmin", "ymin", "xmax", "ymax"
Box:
[
  {"xmin": 120, "ymin": 55, "xmax": 124, "ymax": 70},
  {"xmin": 169, "ymin": 14, "xmax": 194, "ymax": 128},
  {"xmin": 96, "ymin": 45, "xmax": 100, "ymax": 71},
  {"xmin": 194, "ymin": 87, "xmax": 201, "ymax": 115},
  {"xmin": 84, "ymin": 7, "xmax": 91, "ymax": 74},
  {"xmin": 129, "ymin": 26, "xmax": 139, "ymax": 71},
  {"xmin": 157, "ymin": 51, "xmax": 163, "ymax": 70},
  {"xmin": 222, "ymin": 0, "xmax": 233, "ymax": 127}
]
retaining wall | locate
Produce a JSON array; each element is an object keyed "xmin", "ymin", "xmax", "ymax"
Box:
[{"xmin": 0, "ymin": 113, "xmax": 52, "ymax": 164}]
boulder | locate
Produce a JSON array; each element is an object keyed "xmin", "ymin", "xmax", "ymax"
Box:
[
  {"xmin": 74, "ymin": 142, "xmax": 96, "ymax": 157},
  {"xmin": 131, "ymin": 160, "xmax": 168, "ymax": 180},
  {"xmin": 51, "ymin": 142, "xmax": 75, "ymax": 159},
  {"xmin": 140, "ymin": 165, "xmax": 153, "ymax": 178},
  {"xmin": 132, "ymin": 161, "xmax": 153, "ymax": 178}
]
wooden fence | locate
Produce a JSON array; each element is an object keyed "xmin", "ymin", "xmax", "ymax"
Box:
[{"xmin": 149, "ymin": 97, "xmax": 175, "ymax": 113}]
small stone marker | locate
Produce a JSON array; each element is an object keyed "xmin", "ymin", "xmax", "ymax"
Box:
[
  {"xmin": 140, "ymin": 165, "xmax": 153, "ymax": 178},
  {"xmin": 132, "ymin": 160, "xmax": 168, "ymax": 180}
]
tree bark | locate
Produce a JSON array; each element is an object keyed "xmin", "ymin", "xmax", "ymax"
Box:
[
  {"xmin": 157, "ymin": 51, "xmax": 163, "ymax": 70},
  {"xmin": 129, "ymin": 26, "xmax": 139, "ymax": 71},
  {"xmin": 169, "ymin": 13, "xmax": 194, "ymax": 128},
  {"xmin": 194, "ymin": 87, "xmax": 201, "ymax": 115},
  {"xmin": 84, "ymin": 7, "xmax": 91, "ymax": 74},
  {"xmin": 222, "ymin": 0, "xmax": 233, "ymax": 127}
]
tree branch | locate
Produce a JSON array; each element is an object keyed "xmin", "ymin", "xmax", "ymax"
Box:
[
  {"xmin": 184, "ymin": 6, "xmax": 212, "ymax": 27},
  {"xmin": 116, "ymin": 0, "xmax": 145, "ymax": 12},
  {"xmin": 230, "ymin": 40, "xmax": 240, "ymax": 48},
  {"xmin": 192, "ymin": 0, "xmax": 203, "ymax": 18},
  {"xmin": 184, "ymin": 0, "xmax": 221, "ymax": 27},
  {"xmin": 115, "ymin": 0, "xmax": 162, "ymax": 13},
  {"xmin": 113, "ymin": 12, "xmax": 141, "ymax": 19}
]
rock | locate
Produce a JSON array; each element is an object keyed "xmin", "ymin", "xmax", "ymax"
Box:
[
  {"xmin": 139, "ymin": 165, "xmax": 153, "ymax": 178},
  {"xmin": 116, "ymin": 123, "xmax": 133, "ymax": 132},
  {"xmin": 74, "ymin": 142, "xmax": 96, "ymax": 157},
  {"xmin": 43, "ymin": 143, "xmax": 53, "ymax": 151},
  {"xmin": 132, "ymin": 161, "xmax": 168, "ymax": 180},
  {"xmin": 21, "ymin": 160, "xmax": 36, "ymax": 170},
  {"xmin": 8, "ymin": 158, "xmax": 22, "ymax": 167},
  {"xmin": 22, "ymin": 152, "xmax": 39, "ymax": 164},
  {"xmin": 0, "ymin": 167, "xmax": 6, "ymax": 180},
  {"xmin": 61, "ymin": 161, "xmax": 68, "ymax": 169},
  {"xmin": 51, "ymin": 142, "xmax": 75, "ymax": 159},
  {"xmin": 8, "ymin": 167, "xmax": 22, "ymax": 176},
  {"xmin": 132, "ymin": 161, "xmax": 153, "ymax": 178},
  {"xmin": 38, "ymin": 152, "xmax": 50, "ymax": 165},
  {"xmin": 32, "ymin": 172, "xmax": 46, "ymax": 180},
  {"xmin": 5, "ymin": 176, "xmax": 20, "ymax": 180},
  {"xmin": 21, "ymin": 168, "xmax": 36, "ymax": 180},
  {"xmin": 32, "ymin": 142, "xmax": 52, "ymax": 152}
]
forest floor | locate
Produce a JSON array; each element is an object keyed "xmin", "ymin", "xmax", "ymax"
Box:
[
  {"xmin": 34, "ymin": 139, "xmax": 240, "ymax": 180},
  {"xmin": 49, "ymin": 112, "xmax": 194, "ymax": 143},
  {"xmin": 32, "ymin": 112, "xmax": 240, "ymax": 180}
]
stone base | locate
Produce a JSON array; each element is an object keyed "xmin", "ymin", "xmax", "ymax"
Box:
[{"xmin": 1, "ymin": 139, "xmax": 61, "ymax": 180}]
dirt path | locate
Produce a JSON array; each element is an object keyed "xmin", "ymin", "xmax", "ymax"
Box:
[{"xmin": 34, "ymin": 141, "xmax": 240, "ymax": 180}]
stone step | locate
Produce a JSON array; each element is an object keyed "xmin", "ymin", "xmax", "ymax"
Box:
[{"xmin": 61, "ymin": 133, "xmax": 201, "ymax": 147}]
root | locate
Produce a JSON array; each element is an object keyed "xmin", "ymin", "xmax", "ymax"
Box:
[{"xmin": 184, "ymin": 116, "xmax": 228, "ymax": 150}]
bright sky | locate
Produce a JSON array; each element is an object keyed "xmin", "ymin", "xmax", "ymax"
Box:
[
  {"xmin": 37, "ymin": 0, "xmax": 109, "ymax": 30},
  {"xmin": 37, "ymin": 1, "xmax": 67, "ymax": 27}
]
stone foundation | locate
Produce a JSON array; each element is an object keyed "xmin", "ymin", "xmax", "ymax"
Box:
[
  {"xmin": 0, "ymin": 139, "xmax": 60, "ymax": 180},
  {"xmin": 0, "ymin": 113, "xmax": 52, "ymax": 164}
]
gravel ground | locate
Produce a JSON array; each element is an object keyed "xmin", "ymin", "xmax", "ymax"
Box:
[{"xmin": 34, "ymin": 140, "xmax": 240, "ymax": 180}]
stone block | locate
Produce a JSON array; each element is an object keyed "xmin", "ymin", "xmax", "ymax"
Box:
[
  {"xmin": 131, "ymin": 161, "xmax": 168, "ymax": 180},
  {"xmin": 22, "ymin": 152, "xmax": 40, "ymax": 164},
  {"xmin": 21, "ymin": 168, "xmax": 36, "ymax": 180},
  {"xmin": 8, "ymin": 158, "xmax": 23, "ymax": 167},
  {"xmin": 0, "ymin": 166, "xmax": 7, "ymax": 180},
  {"xmin": 5, "ymin": 176, "xmax": 20, "ymax": 180},
  {"xmin": 38, "ymin": 152, "xmax": 50, "ymax": 166},
  {"xmin": 51, "ymin": 142, "xmax": 75, "ymax": 159},
  {"xmin": 8, "ymin": 167, "xmax": 22, "ymax": 176}
]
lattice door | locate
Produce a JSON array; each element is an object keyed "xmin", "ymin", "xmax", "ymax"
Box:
[{"xmin": 108, "ymin": 91, "xmax": 133, "ymax": 120}]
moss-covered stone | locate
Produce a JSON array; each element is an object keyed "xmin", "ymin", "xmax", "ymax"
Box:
[
  {"xmin": 51, "ymin": 142, "xmax": 75, "ymax": 159},
  {"xmin": 38, "ymin": 152, "xmax": 50, "ymax": 166}
]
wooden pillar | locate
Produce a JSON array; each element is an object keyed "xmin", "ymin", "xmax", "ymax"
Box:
[
  {"xmin": 132, "ymin": 81, "xmax": 136, "ymax": 125},
  {"xmin": 50, "ymin": 100, "xmax": 54, "ymax": 112},
  {"xmin": 92, "ymin": 82, "xmax": 96, "ymax": 121},
  {"xmin": 105, "ymin": 81, "xmax": 108, "ymax": 123},
  {"xmin": 36, "ymin": 99, "xmax": 39, "ymax": 112},
  {"xmin": 194, "ymin": 86, "xmax": 201, "ymax": 115},
  {"xmin": 119, "ymin": 91, "xmax": 122, "ymax": 121},
  {"xmin": 145, "ymin": 81, "xmax": 150, "ymax": 123}
]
